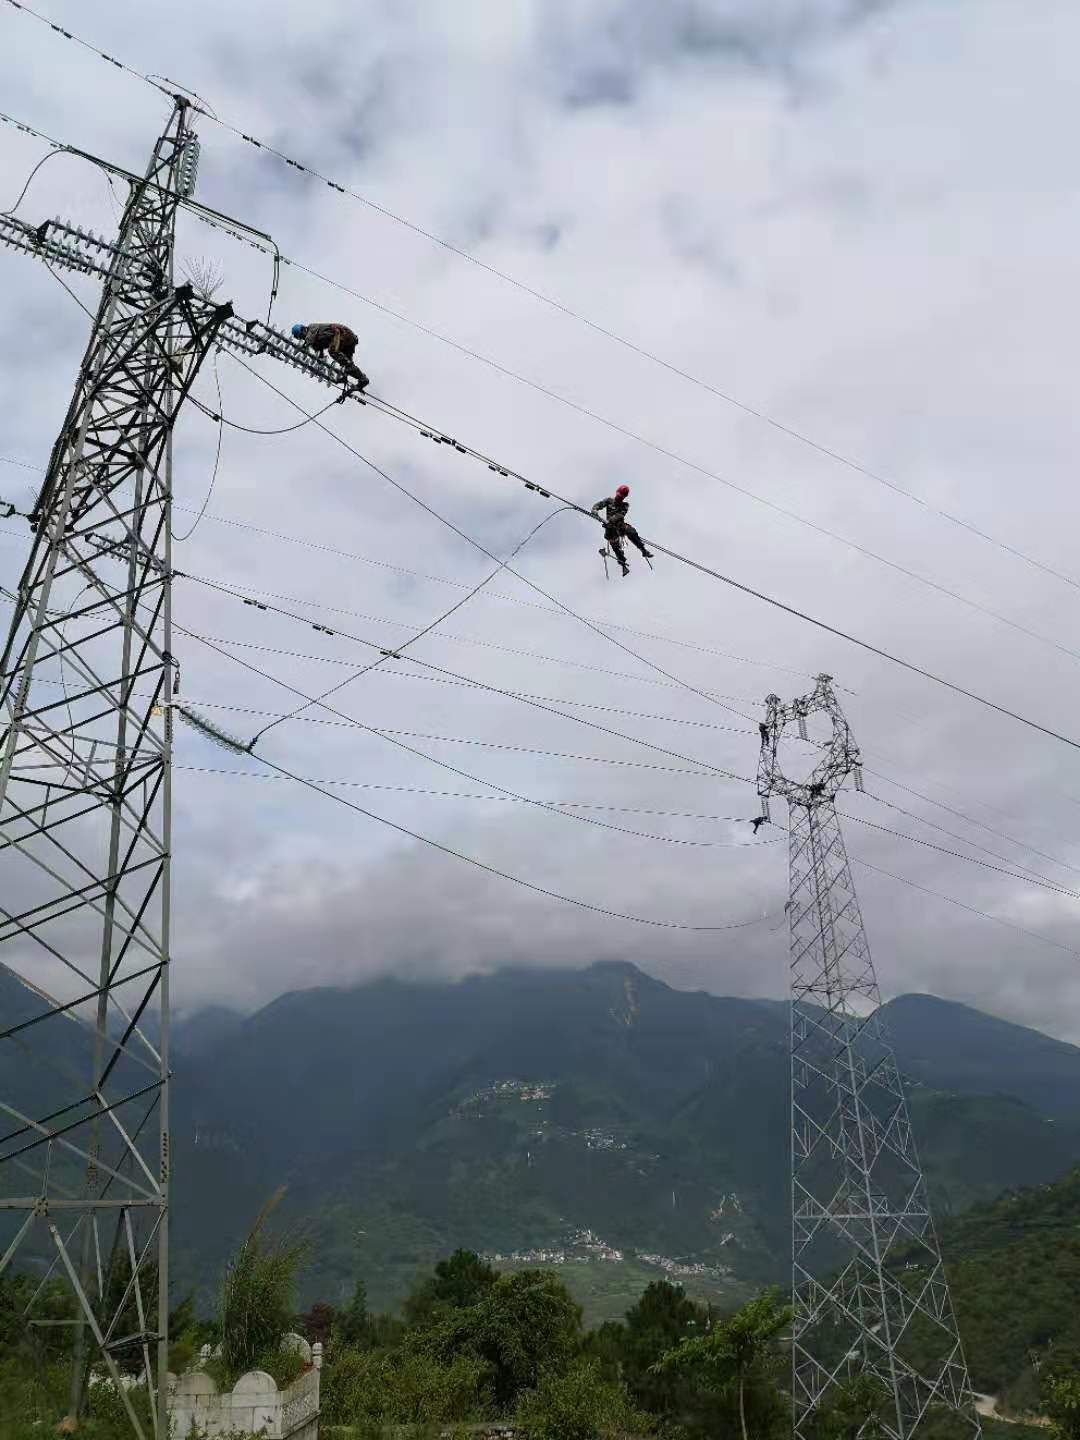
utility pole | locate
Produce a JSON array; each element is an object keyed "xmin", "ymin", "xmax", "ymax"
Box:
[
  {"xmin": 0, "ymin": 97, "xmax": 229, "ymax": 1439},
  {"xmin": 757, "ymin": 675, "xmax": 979, "ymax": 1440}
]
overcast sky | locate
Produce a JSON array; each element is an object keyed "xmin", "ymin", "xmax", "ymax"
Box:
[{"xmin": 2, "ymin": 0, "xmax": 1080, "ymax": 1041}]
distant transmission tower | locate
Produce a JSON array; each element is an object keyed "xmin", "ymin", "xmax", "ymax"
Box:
[
  {"xmin": 0, "ymin": 97, "xmax": 230, "ymax": 1437},
  {"xmin": 757, "ymin": 675, "xmax": 979, "ymax": 1440}
]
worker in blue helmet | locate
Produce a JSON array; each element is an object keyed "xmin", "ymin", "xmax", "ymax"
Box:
[{"xmin": 290, "ymin": 322, "xmax": 370, "ymax": 392}]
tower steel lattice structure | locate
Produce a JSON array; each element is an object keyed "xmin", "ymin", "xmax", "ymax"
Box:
[
  {"xmin": 0, "ymin": 97, "xmax": 230, "ymax": 1438},
  {"xmin": 757, "ymin": 675, "xmax": 979, "ymax": 1440}
]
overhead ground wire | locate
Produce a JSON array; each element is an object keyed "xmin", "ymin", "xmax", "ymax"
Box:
[
  {"xmin": 264, "ymin": 264, "xmax": 1080, "ymax": 675},
  {"xmin": 0, "ymin": 458, "xmax": 822, "ymax": 681},
  {"xmin": 10, "ymin": 0, "xmax": 1060, "ymax": 604},
  {"xmin": 223, "ymin": 360, "xmax": 1080, "ymax": 757},
  {"xmin": 4, "ymin": 85, "xmax": 1080, "ymax": 696},
  {"xmin": 227, "ymin": 355, "xmax": 759, "ymax": 734},
  {"xmin": 4, "ymin": 11, "xmax": 1078, "ymax": 940}
]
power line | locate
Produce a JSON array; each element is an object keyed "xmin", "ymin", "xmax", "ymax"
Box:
[
  {"xmin": 860, "ymin": 791, "xmax": 1080, "ymax": 887},
  {"xmin": 173, "ymin": 636, "xmax": 778, "ymax": 929},
  {"xmin": 179, "ymin": 624, "xmax": 759, "ymax": 743},
  {"xmin": 248, "ymin": 503, "xmax": 575, "ymax": 747},
  {"xmin": 8, "ymin": 74, "xmax": 1080, "ymax": 777},
  {"xmin": 207, "ymin": 131, "xmax": 1080, "ymax": 606},
  {"xmin": 12, "ymin": 563, "xmax": 1073, "ymax": 928},
  {"xmin": 171, "ymin": 351, "xmax": 224, "ymax": 542},
  {"xmin": 177, "ymin": 621, "xmax": 761, "ymax": 865},
  {"xmin": 175, "ymin": 763, "xmax": 782, "ymax": 848},
  {"xmin": 4, "ymin": 62, "xmax": 1079, "ymax": 923},
  {"xmin": 0, "ymin": 462, "xmax": 823, "ymax": 683},
  {"xmin": 869, "ymin": 777, "xmax": 1080, "ymax": 875},
  {"xmin": 2, "ymin": 0, "xmax": 174, "ymax": 96},
  {"xmin": 176, "ymin": 580, "xmax": 767, "ymax": 715},
  {"xmin": 7, "ymin": 100, "xmax": 1077, "ymax": 681},
  {"xmin": 16, "ymin": 173, "xmax": 766, "ymax": 754},
  {"xmin": 10, "ymin": 465, "xmax": 1080, "ymax": 880},
  {"xmin": 177, "ymin": 759, "xmax": 1070, "ymax": 884},
  {"xmin": 840, "ymin": 807, "xmax": 1079, "ymax": 904},
  {"xmin": 169, "ymin": 701, "xmax": 1080, "ymax": 865},
  {"xmin": 179, "ymin": 622, "xmax": 754, "ymax": 787},
  {"xmin": 35, "ymin": 562, "xmax": 1078, "ymax": 890},
  {"xmin": 644, "ymin": 536, "xmax": 1080, "ymax": 756},
  {"xmin": 190, "ymin": 389, "xmax": 340, "ymax": 436},
  {"xmin": 227, "ymin": 355, "xmax": 759, "ymax": 735},
  {"xmin": 233, "ymin": 268, "xmax": 1080, "ymax": 679},
  {"xmin": 185, "ymin": 560, "xmax": 1080, "ymax": 901},
  {"xmin": 8, "ymin": 0, "xmax": 1071, "ymax": 604},
  {"xmin": 210, "ymin": 371, "xmax": 1080, "ymax": 758},
  {"xmin": 168, "ymin": 596, "xmax": 1080, "ymax": 879},
  {"xmin": 853, "ymin": 857, "xmax": 1080, "ymax": 963},
  {"xmin": 181, "ymin": 576, "xmax": 1080, "ymax": 903},
  {"xmin": 245, "ymin": 749, "xmax": 775, "ymax": 932},
  {"xmin": 0, "ymin": 672, "xmax": 733, "ymax": 784}
]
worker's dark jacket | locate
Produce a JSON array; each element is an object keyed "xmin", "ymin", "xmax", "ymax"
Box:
[
  {"xmin": 305, "ymin": 323, "xmax": 358, "ymax": 352},
  {"xmin": 591, "ymin": 495, "xmax": 630, "ymax": 527}
]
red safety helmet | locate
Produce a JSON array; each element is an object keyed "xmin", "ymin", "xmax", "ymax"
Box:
[{"xmin": 615, "ymin": 484, "xmax": 630, "ymax": 498}]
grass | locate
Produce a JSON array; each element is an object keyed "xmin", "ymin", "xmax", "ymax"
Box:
[{"xmin": 492, "ymin": 1255, "xmax": 751, "ymax": 1327}]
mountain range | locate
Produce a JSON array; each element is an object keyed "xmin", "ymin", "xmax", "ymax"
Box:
[
  {"xmin": 157, "ymin": 962, "xmax": 1080, "ymax": 1319},
  {"xmin": 3, "ymin": 960, "xmax": 1078, "ymax": 1322}
]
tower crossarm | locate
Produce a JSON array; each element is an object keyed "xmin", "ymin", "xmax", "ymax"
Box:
[
  {"xmin": 0, "ymin": 213, "xmax": 161, "ymax": 292},
  {"xmin": 1, "ymin": 208, "xmax": 375, "ymax": 396},
  {"xmin": 757, "ymin": 672, "xmax": 864, "ymax": 811}
]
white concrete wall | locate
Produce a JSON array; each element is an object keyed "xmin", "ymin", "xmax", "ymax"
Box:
[{"xmin": 168, "ymin": 1334, "xmax": 321, "ymax": 1439}]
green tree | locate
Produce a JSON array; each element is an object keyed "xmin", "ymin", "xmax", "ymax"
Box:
[
  {"xmin": 300, "ymin": 1299, "xmax": 337, "ymax": 1347},
  {"xmin": 427, "ymin": 1268, "xmax": 582, "ymax": 1410},
  {"xmin": 404, "ymin": 1248, "xmax": 497, "ymax": 1327},
  {"xmin": 516, "ymin": 1357, "xmax": 652, "ymax": 1440},
  {"xmin": 808, "ymin": 1373, "xmax": 891, "ymax": 1440},
  {"xmin": 168, "ymin": 1291, "xmax": 215, "ymax": 1376},
  {"xmin": 337, "ymin": 1278, "xmax": 370, "ymax": 1348},
  {"xmin": 322, "ymin": 1341, "xmax": 486, "ymax": 1428},
  {"xmin": 654, "ymin": 1288, "xmax": 792, "ymax": 1440},
  {"xmin": 1045, "ymin": 1368, "xmax": 1080, "ymax": 1440},
  {"xmin": 619, "ymin": 1281, "xmax": 711, "ymax": 1416},
  {"xmin": 219, "ymin": 1190, "xmax": 308, "ymax": 1377}
]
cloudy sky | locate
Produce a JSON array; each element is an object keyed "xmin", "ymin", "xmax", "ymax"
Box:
[{"xmin": 2, "ymin": 0, "xmax": 1080, "ymax": 1039}]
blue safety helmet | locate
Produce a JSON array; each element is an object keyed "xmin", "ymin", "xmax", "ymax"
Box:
[{"xmin": 290, "ymin": 323, "xmax": 305, "ymax": 339}]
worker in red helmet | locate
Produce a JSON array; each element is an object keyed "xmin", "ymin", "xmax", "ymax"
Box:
[{"xmin": 591, "ymin": 483, "xmax": 653, "ymax": 576}]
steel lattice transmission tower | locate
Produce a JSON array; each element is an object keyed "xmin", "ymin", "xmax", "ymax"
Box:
[
  {"xmin": 0, "ymin": 97, "xmax": 230, "ymax": 1438},
  {"xmin": 757, "ymin": 675, "xmax": 979, "ymax": 1440}
]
